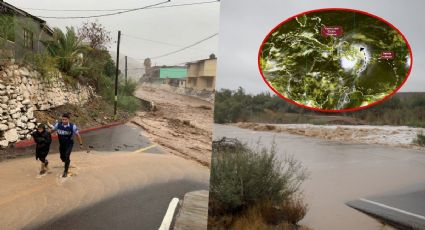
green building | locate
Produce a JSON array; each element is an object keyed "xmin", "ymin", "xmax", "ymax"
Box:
[
  {"xmin": 159, "ymin": 67, "xmax": 187, "ymax": 79},
  {"xmin": 145, "ymin": 66, "xmax": 188, "ymax": 87}
]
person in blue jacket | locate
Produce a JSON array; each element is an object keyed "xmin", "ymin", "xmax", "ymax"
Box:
[{"xmin": 50, "ymin": 113, "xmax": 83, "ymax": 178}]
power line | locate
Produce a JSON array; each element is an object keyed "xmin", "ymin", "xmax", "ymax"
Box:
[
  {"xmin": 122, "ymin": 33, "xmax": 182, "ymax": 48},
  {"xmin": 28, "ymin": 0, "xmax": 219, "ymax": 19},
  {"xmin": 146, "ymin": 32, "xmax": 218, "ymax": 59},
  {"xmin": 22, "ymin": 1, "xmax": 218, "ymax": 12},
  {"xmin": 34, "ymin": 1, "xmax": 170, "ymax": 19},
  {"xmin": 127, "ymin": 67, "xmax": 146, "ymax": 70}
]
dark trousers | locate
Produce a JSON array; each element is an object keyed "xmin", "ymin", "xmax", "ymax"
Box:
[
  {"xmin": 36, "ymin": 148, "xmax": 49, "ymax": 163},
  {"xmin": 59, "ymin": 140, "xmax": 73, "ymax": 172}
]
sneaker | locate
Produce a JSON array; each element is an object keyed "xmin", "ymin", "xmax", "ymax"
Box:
[
  {"xmin": 62, "ymin": 171, "xmax": 68, "ymax": 178},
  {"xmin": 40, "ymin": 169, "xmax": 46, "ymax": 175}
]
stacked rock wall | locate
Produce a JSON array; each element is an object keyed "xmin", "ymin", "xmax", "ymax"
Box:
[{"xmin": 0, "ymin": 64, "xmax": 93, "ymax": 147}]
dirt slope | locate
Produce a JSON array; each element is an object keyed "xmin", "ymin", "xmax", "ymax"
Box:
[{"xmin": 132, "ymin": 85, "xmax": 213, "ymax": 166}]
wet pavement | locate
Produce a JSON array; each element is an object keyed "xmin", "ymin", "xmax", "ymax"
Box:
[
  {"xmin": 347, "ymin": 185, "xmax": 425, "ymax": 229},
  {"xmin": 0, "ymin": 151, "xmax": 209, "ymax": 230},
  {"xmin": 33, "ymin": 180, "xmax": 208, "ymax": 230},
  {"xmin": 4, "ymin": 123, "xmax": 163, "ymax": 161},
  {"xmin": 214, "ymin": 124, "xmax": 425, "ymax": 230},
  {"xmin": 0, "ymin": 121, "xmax": 209, "ymax": 230}
]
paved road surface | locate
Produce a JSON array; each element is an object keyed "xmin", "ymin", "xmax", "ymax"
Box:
[
  {"xmin": 347, "ymin": 185, "xmax": 425, "ymax": 229},
  {"xmin": 10, "ymin": 123, "xmax": 163, "ymax": 158},
  {"xmin": 0, "ymin": 124, "xmax": 209, "ymax": 230},
  {"xmin": 214, "ymin": 124, "xmax": 425, "ymax": 230},
  {"xmin": 34, "ymin": 180, "xmax": 207, "ymax": 230}
]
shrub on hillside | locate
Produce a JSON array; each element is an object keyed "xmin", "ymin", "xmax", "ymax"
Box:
[
  {"xmin": 97, "ymin": 74, "xmax": 141, "ymax": 113},
  {"xmin": 209, "ymin": 138, "xmax": 308, "ymax": 228},
  {"xmin": 414, "ymin": 132, "xmax": 425, "ymax": 146},
  {"xmin": 31, "ymin": 53, "xmax": 60, "ymax": 81}
]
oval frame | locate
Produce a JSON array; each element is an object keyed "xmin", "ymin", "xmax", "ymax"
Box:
[{"xmin": 257, "ymin": 8, "xmax": 413, "ymax": 113}]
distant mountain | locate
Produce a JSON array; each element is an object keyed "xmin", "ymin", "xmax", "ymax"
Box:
[{"xmin": 110, "ymin": 51, "xmax": 145, "ymax": 82}]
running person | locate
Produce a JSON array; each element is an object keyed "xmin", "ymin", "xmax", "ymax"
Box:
[
  {"xmin": 50, "ymin": 113, "xmax": 83, "ymax": 178},
  {"xmin": 31, "ymin": 124, "xmax": 52, "ymax": 175}
]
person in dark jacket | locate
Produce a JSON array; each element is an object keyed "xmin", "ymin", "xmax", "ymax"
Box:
[{"xmin": 31, "ymin": 124, "xmax": 52, "ymax": 175}]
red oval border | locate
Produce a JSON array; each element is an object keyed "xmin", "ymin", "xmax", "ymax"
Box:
[{"xmin": 257, "ymin": 8, "xmax": 413, "ymax": 113}]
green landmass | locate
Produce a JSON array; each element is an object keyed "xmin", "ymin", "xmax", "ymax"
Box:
[
  {"xmin": 260, "ymin": 10, "xmax": 410, "ymax": 110},
  {"xmin": 214, "ymin": 88, "xmax": 425, "ymax": 128}
]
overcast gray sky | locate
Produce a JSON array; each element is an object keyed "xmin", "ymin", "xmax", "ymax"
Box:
[
  {"xmin": 7, "ymin": 0, "xmax": 220, "ymax": 69},
  {"xmin": 217, "ymin": 0, "xmax": 425, "ymax": 94}
]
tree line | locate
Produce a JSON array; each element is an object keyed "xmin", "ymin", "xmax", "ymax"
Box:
[{"xmin": 214, "ymin": 87, "xmax": 425, "ymax": 127}]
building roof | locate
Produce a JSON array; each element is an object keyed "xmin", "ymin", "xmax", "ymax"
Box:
[
  {"xmin": 0, "ymin": 1, "xmax": 54, "ymax": 35},
  {"xmin": 186, "ymin": 54, "xmax": 217, "ymax": 66}
]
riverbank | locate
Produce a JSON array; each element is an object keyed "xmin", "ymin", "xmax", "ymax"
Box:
[
  {"xmin": 235, "ymin": 122, "xmax": 425, "ymax": 151},
  {"xmin": 214, "ymin": 124, "xmax": 425, "ymax": 230}
]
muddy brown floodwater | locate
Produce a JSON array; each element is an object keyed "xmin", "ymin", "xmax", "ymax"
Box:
[
  {"xmin": 214, "ymin": 124, "xmax": 425, "ymax": 230},
  {"xmin": 0, "ymin": 151, "xmax": 209, "ymax": 229},
  {"xmin": 133, "ymin": 84, "xmax": 213, "ymax": 166}
]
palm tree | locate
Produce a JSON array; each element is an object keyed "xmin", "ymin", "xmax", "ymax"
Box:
[{"xmin": 42, "ymin": 27, "xmax": 87, "ymax": 76}]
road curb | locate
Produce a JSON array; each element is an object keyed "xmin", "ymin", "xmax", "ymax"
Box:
[{"xmin": 14, "ymin": 121, "xmax": 126, "ymax": 148}]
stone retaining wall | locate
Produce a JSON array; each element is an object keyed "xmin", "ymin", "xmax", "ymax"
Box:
[{"xmin": 0, "ymin": 64, "xmax": 93, "ymax": 147}]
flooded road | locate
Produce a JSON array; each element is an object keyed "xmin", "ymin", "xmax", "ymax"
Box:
[
  {"xmin": 0, "ymin": 150, "xmax": 208, "ymax": 229},
  {"xmin": 1, "ymin": 123, "xmax": 163, "ymax": 162},
  {"xmin": 214, "ymin": 124, "xmax": 425, "ymax": 230},
  {"xmin": 34, "ymin": 180, "xmax": 207, "ymax": 230}
]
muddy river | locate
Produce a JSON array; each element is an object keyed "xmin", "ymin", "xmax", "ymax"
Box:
[{"xmin": 214, "ymin": 124, "xmax": 425, "ymax": 230}]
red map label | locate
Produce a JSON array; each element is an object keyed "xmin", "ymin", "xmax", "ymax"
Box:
[
  {"xmin": 380, "ymin": 51, "xmax": 395, "ymax": 60},
  {"xmin": 321, "ymin": 26, "xmax": 343, "ymax": 37}
]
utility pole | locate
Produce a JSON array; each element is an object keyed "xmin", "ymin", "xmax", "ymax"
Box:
[
  {"xmin": 125, "ymin": 55, "xmax": 128, "ymax": 86},
  {"xmin": 114, "ymin": 30, "xmax": 121, "ymax": 118}
]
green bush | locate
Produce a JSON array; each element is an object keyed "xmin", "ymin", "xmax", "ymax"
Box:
[
  {"xmin": 121, "ymin": 79, "xmax": 138, "ymax": 96},
  {"xmin": 117, "ymin": 95, "xmax": 141, "ymax": 113},
  {"xmin": 414, "ymin": 132, "xmax": 425, "ymax": 146},
  {"xmin": 31, "ymin": 53, "xmax": 60, "ymax": 81},
  {"xmin": 97, "ymin": 74, "xmax": 141, "ymax": 113},
  {"xmin": 209, "ymin": 138, "xmax": 308, "ymax": 215}
]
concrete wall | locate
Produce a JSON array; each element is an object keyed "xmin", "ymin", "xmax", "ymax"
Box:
[
  {"xmin": 0, "ymin": 63, "xmax": 93, "ymax": 147},
  {"xmin": 187, "ymin": 76, "xmax": 214, "ymax": 91},
  {"xmin": 200, "ymin": 59, "xmax": 216, "ymax": 77},
  {"xmin": 187, "ymin": 63, "xmax": 199, "ymax": 78},
  {"xmin": 187, "ymin": 59, "xmax": 216, "ymax": 78},
  {"xmin": 0, "ymin": 14, "xmax": 52, "ymax": 61},
  {"xmin": 14, "ymin": 16, "xmax": 52, "ymax": 60},
  {"xmin": 186, "ymin": 59, "xmax": 216, "ymax": 91}
]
